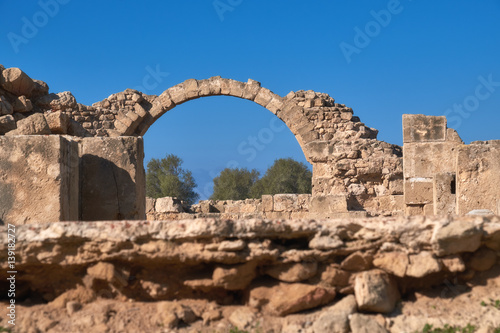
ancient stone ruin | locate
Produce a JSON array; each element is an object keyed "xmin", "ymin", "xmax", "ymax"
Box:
[{"xmin": 0, "ymin": 66, "xmax": 499, "ymax": 332}]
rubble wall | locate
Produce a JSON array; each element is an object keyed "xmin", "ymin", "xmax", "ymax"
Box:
[{"xmin": 1, "ymin": 216, "xmax": 498, "ymax": 331}]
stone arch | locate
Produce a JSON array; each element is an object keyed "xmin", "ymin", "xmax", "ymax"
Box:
[{"xmin": 112, "ymin": 77, "xmax": 316, "ymax": 162}]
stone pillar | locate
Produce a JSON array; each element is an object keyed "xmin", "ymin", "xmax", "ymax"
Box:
[
  {"xmin": 402, "ymin": 115, "xmax": 462, "ymax": 216},
  {"xmin": 80, "ymin": 136, "xmax": 146, "ymax": 220},
  {"xmin": 0, "ymin": 135, "xmax": 79, "ymax": 225}
]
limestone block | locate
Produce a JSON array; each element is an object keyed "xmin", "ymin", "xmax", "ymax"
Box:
[
  {"xmin": 433, "ymin": 172, "xmax": 456, "ymax": 215},
  {"xmin": 197, "ymin": 79, "xmax": 211, "ymax": 97},
  {"xmin": 45, "ymin": 111, "xmax": 70, "ymax": 134},
  {"xmin": 36, "ymin": 91, "xmax": 77, "ymax": 111},
  {"xmin": 262, "ymin": 195, "xmax": 273, "ymax": 212},
  {"xmin": 228, "ymin": 80, "xmax": 244, "ymax": 98},
  {"xmin": 304, "ymin": 141, "xmax": 330, "ymax": 162},
  {"xmin": 6, "ymin": 113, "xmax": 51, "ymax": 135},
  {"xmin": 431, "ymin": 219, "xmax": 482, "ymax": 256},
  {"xmin": 207, "ymin": 76, "xmax": 222, "ymax": 95},
  {"xmin": 12, "ymin": 95, "xmax": 33, "ymax": 112},
  {"xmin": 402, "ymin": 114, "xmax": 446, "ymax": 143},
  {"xmin": 157, "ymin": 91, "xmax": 175, "ymax": 111},
  {"xmin": 377, "ymin": 195, "xmax": 404, "ymax": 213},
  {"xmin": 0, "ymin": 135, "xmax": 79, "ymax": 225},
  {"xmin": 254, "ymin": 88, "xmax": 274, "ymax": 108},
  {"xmin": 310, "ymin": 195, "xmax": 348, "ymax": 213},
  {"xmin": 183, "ymin": 79, "xmax": 199, "ymax": 99},
  {"xmin": 219, "ymin": 78, "xmax": 232, "ymax": 95},
  {"xmin": 0, "ymin": 115, "xmax": 16, "ymax": 134},
  {"xmin": 456, "ymin": 143, "xmax": 500, "ymax": 215},
  {"xmin": 265, "ymin": 262, "xmax": 318, "ymax": 282},
  {"xmin": 266, "ymin": 96, "xmax": 283, "ymax": 114},
  {"xmin": 242, "ymin": 80, "xmax": 261, "ymax": 100},
  {"xmin": 273, "ymin": 194, "xmax": 298, "ymax": 212},
  {"xmin": 166, "ymin": 84, "xmax": 188, "ymax": 105},
  {"xmin": 404, "ymin": 178, "xmax": 433, "ymax": 204},
  {"xmin": 373, "ymin": 252, "xmax": 408, "ymax": 277},
  {"xmin": 1, "ymin": 67, "xmax": 35, "ymax": 97},
  {"xmin": 212, "ymin": 262, "xmax": 256, "ymax": 290},
  {"xmin": 406, "ymin": 251, "xmax": 442, "ymax": 278},
  {"xmin": 155, "ymin": 197, "xmax": 184, "ymax": 213},
  {"xmin": 354, "ymin": 269, "xmax": 400, "ymax": 313},
  {"xmin": 80, "ymin": 137, "xmax": 145, "ymax": 221},
  {"xmin": 133, "ymin": 103, "xmax": 147, "ymax": 118},
  {"xmin": 349, "ymin": 314, "xmax": 388, "ymax": 333},
  {"xmin": 405, "ymin": 204, "xmax": 423, "ymax": 216},
  {"xmin": 312, "ymin": 295, "xmax": 357, "ymax": 333},
  {"xmin": 403, "ymin": 142, "xmax": 459, "ymax": 178},
  {"xmin": 31, "ymin": 79, "xmax": 50, "ymax": 99},
  {"xmin": 249, "ymin": 282, "xmax": 336, "ymax": 316},
  {"xmin": 0, "ymin": 96, "xmax": 13, "ymax": 115},
  {"xmin": 146, "ymin": 197, "xmax": 156, "ymax": 214}
]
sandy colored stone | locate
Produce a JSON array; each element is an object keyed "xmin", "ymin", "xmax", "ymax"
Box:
[
  {"xmin": 265, "ymin": 261, "xmax": 318, "ymax": 282},
  {"xmin": 354, "ymin": 269, "xmax": 400, "ymax": 313},
  {"xmin": 1, "ymin": 67, "xmax": 35, "ymax": 96},
  {"xmin": 249, "ymin": 282, "xmax": 336, "ymax": 316},
  {"xmin": 373, "ymin": 252, "xmax": 408, "ymax": 278}
]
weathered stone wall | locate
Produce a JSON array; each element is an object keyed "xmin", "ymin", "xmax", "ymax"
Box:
[
  {"xmin": 0, "ymin": 135, "xmax": 145, "ymax": 225},
  {"xmin": 0, "ymin": 65, "xmax": 404, "ymax": 212},
  {"xmin": 1, "ymin": 216, "xmax": 498, "ymax": 331},
  {"xmin": 147, "ymin": 194, "xmax": 374, "ymax": 221},
  {"xmin": 403, "ymin": 114, "xmax": 500, "ymax": 216}
]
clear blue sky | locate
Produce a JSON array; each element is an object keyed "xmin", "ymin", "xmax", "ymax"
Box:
[{"xmin": 2, "ymin": 1, "xmax": 500, "ymax": 199}]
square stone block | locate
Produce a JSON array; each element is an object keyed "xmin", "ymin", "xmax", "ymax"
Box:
[
  {"xmin": 404, "ymin": 178, "xmax": 433, "ymax": 205},
  {"xmin": 403, "ymin": 114, "xmax": 446, "ymax": 143},
  {"xmin": 0, "ymin": 135, "xmax": 79, "ymax": 225}
]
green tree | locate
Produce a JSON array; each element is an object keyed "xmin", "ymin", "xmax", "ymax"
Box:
[
  {"xmin": 250, "ymin": 158, "xmax": 312, "ymax": 197},
  {"xmin": 146, "ymin": 154, "xmax": 199, "ymax": 205},
  {"xmin": 210, "ymin": 168, "xmax": 260, "ymax": 200}
]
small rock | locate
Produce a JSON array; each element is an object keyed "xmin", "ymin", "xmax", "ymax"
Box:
[
  {"xmin": 349, "ymin": 313, "xmax": 388, "ymax": 333},
  {"xmin": 354, "ymin": 269, "xmax": 400, "ymax": 313},
  {"xmin": 228, "ymin": 307, "xmax": 257, "ymax": 330},
  {"xmin": 1, "ymin": 67, "xmax": 35, "ymax": 97},
  {"xmin": 5, "ymin": 113, "xmax": 51, "ymax": 135},
  {"xmin": 312, "ymin": 295, "xmax": 357, "ymax": 333},
  {"xmin": 466, "ymin": 209, "xmax": 495, "ymax": 216},
  {"xmin": 45, "ymin": 111, "xmax": 69, "ymax": 134},
  {"xmin": 218, "ymin": 239, "xmax": 246, "ymax": 252},
  {"xmin": 31, "ymin": 79, "xmax": 50, "ymax": 98},
  {"xmin": 265, "ymin": 261, "xmax": 318, "ymax": 282},
  {"xmin": 87, "ymin": 262, "xmax": 128, "ymax": 287},
  {"xmin": 0, "ymin": 114, "xmax": 16, "ymax": 134},
  {"xmin": 373, "ymin": 252, "xmax": 409, "ymax": 277},
  {"xmin": 0, "ymin": 95, "xmax": 13, "ymax": 115},
  {"xmin": 249, "ymin": 282, "xmax": 336, "ymax": 316},
  {"xmin": 320, "ymin": 265, "xmax": 351, "ymax": 288},
  {"xmin": 309, "ymin": 234, "xmax": 344, "ymax": 250},
  {"xmin": 431, "ymin": 220, "xmax": 483, "ymax": 256},
  {"xmin": 467, "ymin": 247, "xmax": 498, "ymax": 271},
  {"xmin": 213, "ymin": 262, "xmax": 256, "ymax": 290},
  {"xmin": 155, "ymin": 196, "xmax": 184, "ymax": 213},
  {"xmin": 406, "ymin": 252, "xmax": 442, "ymax": 278},
  {"xmin": 36, "ymin": 91, "xmax": 77, "ymax": 111},
  {"xmin": 341, "ymin": 251, "xmax": 373, "ymax": 271},
  {"xmin": 157, "ymin": 301, "xmax": 197, "ymax": 329},
  {"xmin": 12, "ymin": 95, "xmax": 33, "ymax": 112}
]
